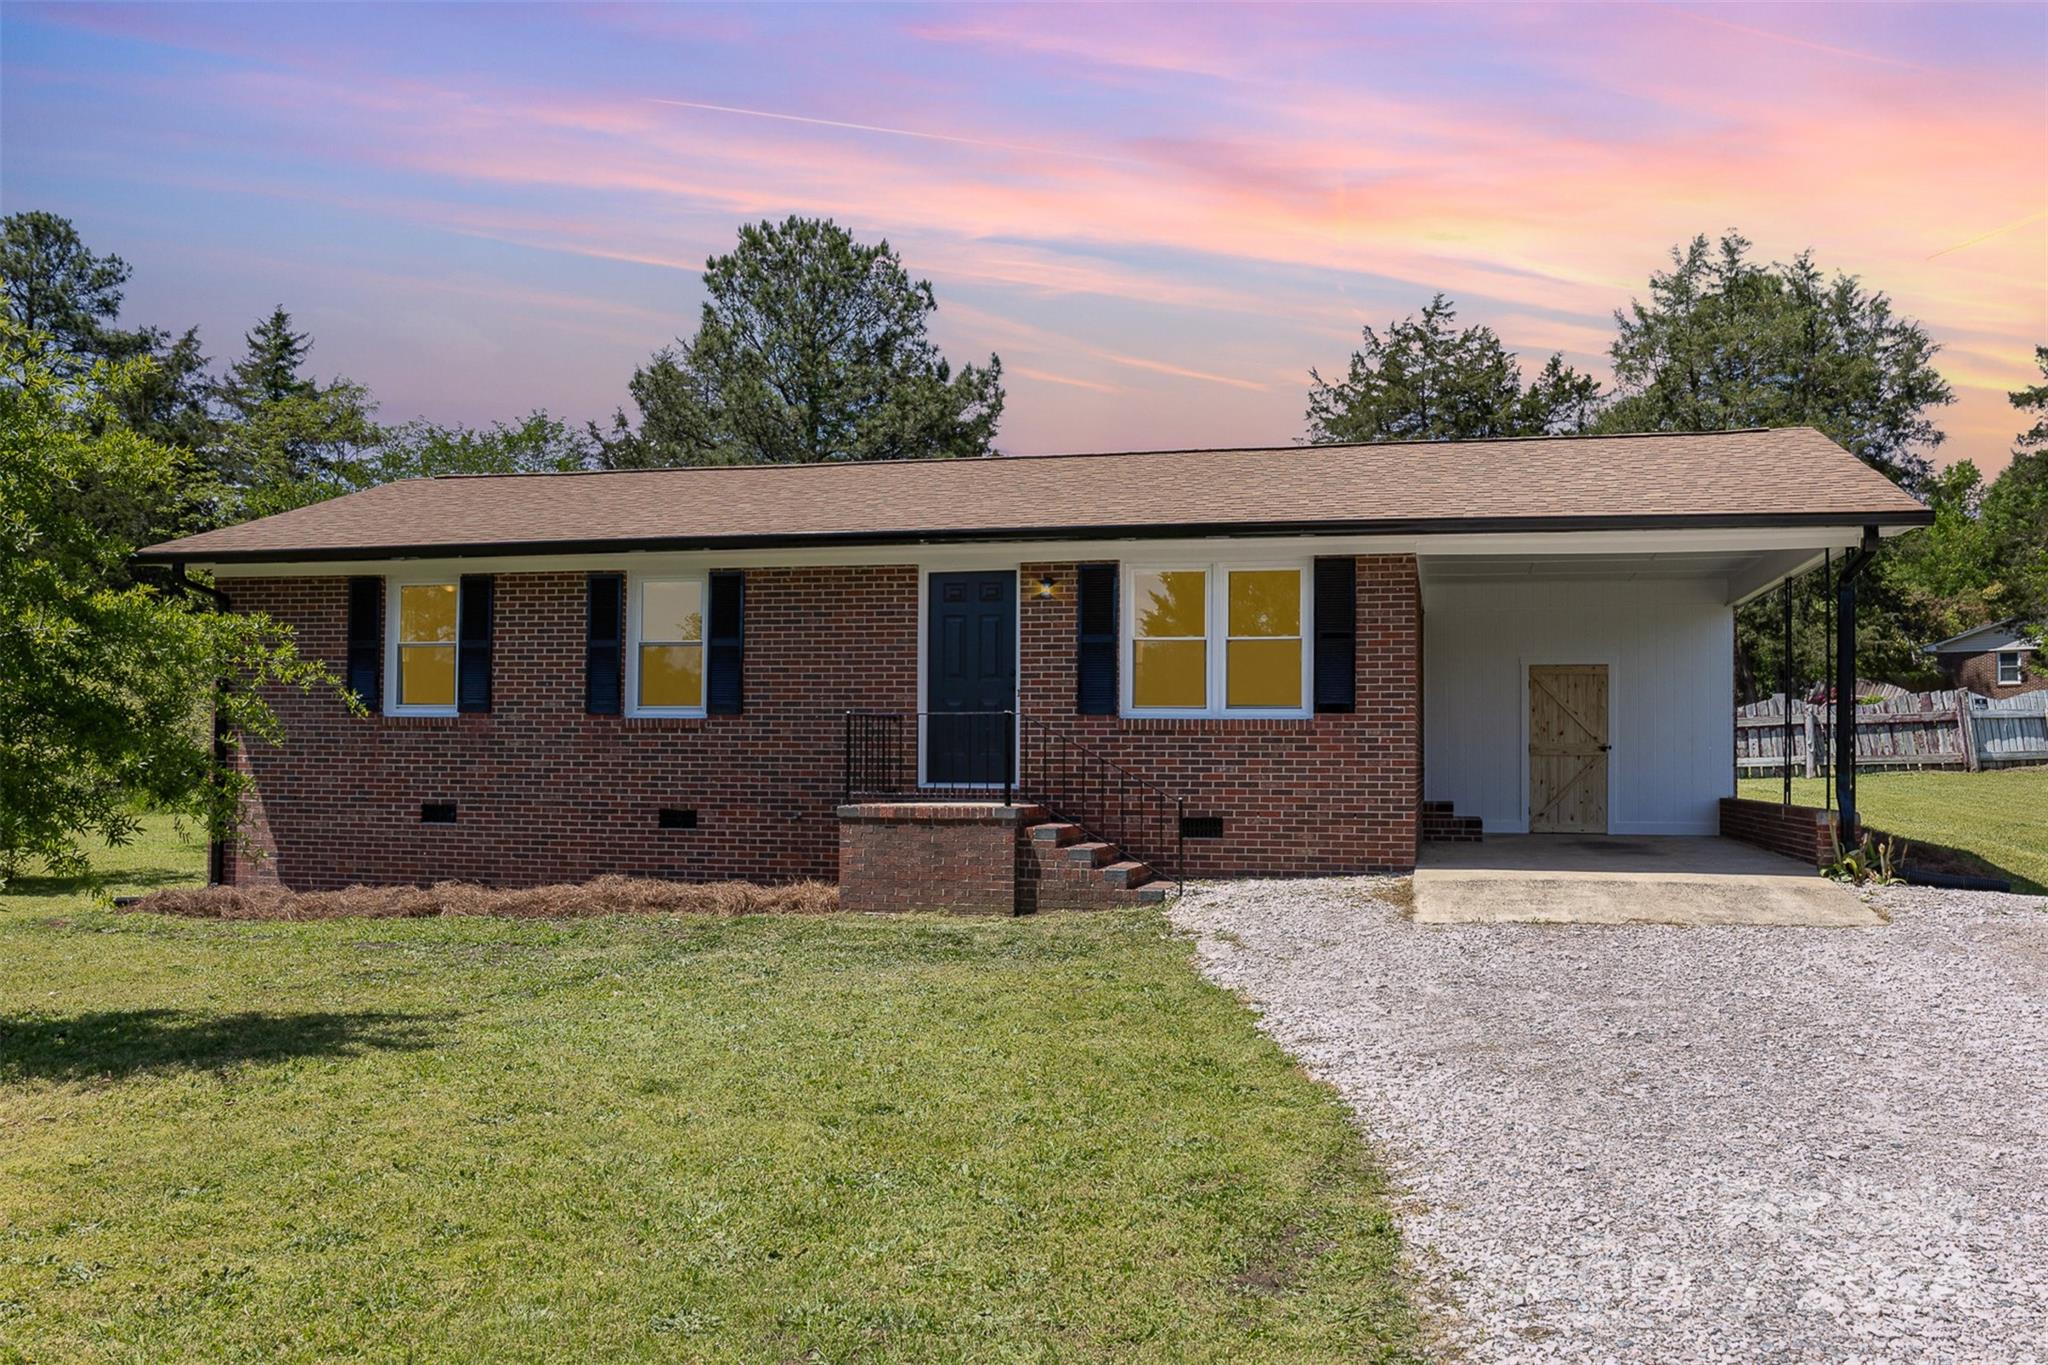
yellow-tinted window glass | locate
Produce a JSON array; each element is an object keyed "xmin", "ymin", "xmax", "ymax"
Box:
[
  {"xmin": 1134, "ymin": 639, "xmax": 1207, "ymax": 708},
  {"xmin": 401, "ymin": 646, "xmax": 456, "ymax": 706},
  {"xmin": 1133, "ymin": 570, "xmax": 1205, "ymax": 639},
  {"xmin": 641, "ymin": 580, "xmax": 703, "ymax": 644},
  {"xmin": 1227, "ymin": 639, "xmax": 1302, "ymax": 707},
  {"xmin": 639, "ymin": 644, "xmax": 702, "ymax": 708},
  {"xmin": 1226, "ymin": 569, "xmax": 1301, "ymax": 708},
  {"xmin": 399, "ymin": 584, "xmax": 456, "ymax": 643},
  {"xmin": 637, "ymin": 579, "xmax": 704, "ymax": 710},
  {"xmin": 397, "ymin": 583, "xmax": 458, "ymax": 707},
  {"xmin": 1228, "ymin": 570, "xmax": 1300, "ymax": 638},
  {"xmin": 1131, "ymin": 569, "xmax": 1206, "ymax": 709}
]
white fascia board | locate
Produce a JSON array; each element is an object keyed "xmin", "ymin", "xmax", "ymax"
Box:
[{"xmin": 197, "ymin": 524, "xmax": 1886, "ymax": 580}]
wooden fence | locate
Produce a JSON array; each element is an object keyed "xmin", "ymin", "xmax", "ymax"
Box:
[{"xmin": 1735, "ymin": 689, "xmax": 2048, "ymax": 775}]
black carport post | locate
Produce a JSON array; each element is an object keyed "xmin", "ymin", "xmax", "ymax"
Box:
[
  {"xmin": 1834, "ymin": 528, "xmax": 1880, "ymax": 835},
  {"xmin": 1781, "ymin": 578, "xmax": 1795, "ymax": 807}
]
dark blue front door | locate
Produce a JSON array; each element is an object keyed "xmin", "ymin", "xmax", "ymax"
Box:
[{"xmin": 926, "ymin": 571, "xmax": 1016, "ymax": 787}]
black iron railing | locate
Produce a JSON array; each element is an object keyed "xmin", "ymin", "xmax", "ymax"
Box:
[
  {"xmin": 1017, "ymin": 715, "xmax": 1183, "ymax": 888},
  {"xmin": 839, "ymin": 710, "xmax": 1186, "ymax": 888},
  {"xmin": 842, "ymin": 710, "xmax": 1016, "ymax": 803}
]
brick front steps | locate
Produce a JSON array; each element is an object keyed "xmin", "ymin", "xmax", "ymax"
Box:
[
  {"xmin": 838, "ymin": 802, "xmax": 1171, "ymax": 915},
  {"xmin": 1421, "ymin": 800, "xmax": 1483, "ymax": 843},
  {"xmin": 1025, "ymin": 818, "xmax": 1171, "ymax": 911}
]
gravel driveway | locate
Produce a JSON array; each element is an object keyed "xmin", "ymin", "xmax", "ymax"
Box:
[{"xmin": 1172, "ymin": 880, "xmax": 2048, "ymax": 1362}]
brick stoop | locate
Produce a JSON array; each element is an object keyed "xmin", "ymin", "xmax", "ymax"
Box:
[
  {"xmin": 838, "ymin": 801, "xmax": 1171, "ymax": 915},
  {"xmin": 1023, "ymin": 819, "xmax": 1172, "ymax": 910},
  {"xmin": 1420, "ymin": 800, "xmax": 1484, "ymax": 843}
]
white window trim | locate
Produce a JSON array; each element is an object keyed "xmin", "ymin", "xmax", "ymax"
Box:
[
  {"xmin": 384, "ymin": 574, "xmax": 461, "ymax": 717},
  {"xmin": 625, "ymin": 572, "xmax": 709, "ymax": 718},
  {"xmin": 1121, "ymin": 561, "xmax": 1312, "ymax": 719},
  {"xmin": 1996, "ymin": 650, "xmax": 2024, "ymax": 685}
]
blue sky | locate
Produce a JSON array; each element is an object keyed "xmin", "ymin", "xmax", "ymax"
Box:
[{"xmin": 4, "ymin": 2, "xmax": 2043, "ymax": 469}]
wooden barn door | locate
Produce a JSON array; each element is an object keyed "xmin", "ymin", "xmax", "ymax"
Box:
[{"xmin": 1528, "ymin": 664, "xmax": 1609, "ymax": 833}]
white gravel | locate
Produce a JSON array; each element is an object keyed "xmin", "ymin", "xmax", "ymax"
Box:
[{"xmin": 1172, "ymin": 879, "xmax": 2048, "ymax": 1363}]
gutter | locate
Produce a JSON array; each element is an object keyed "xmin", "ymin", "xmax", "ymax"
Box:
[{"xmin": 133, "ymin": 507, "xmax": 1935, "ymax": 567}]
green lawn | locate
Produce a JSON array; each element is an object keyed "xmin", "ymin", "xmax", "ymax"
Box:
[
  {"xmin": 1739, "ymin": 765, "xmax": 2048, "ymax": 894},
  {"xmin": 0, "ymin": 819, "xmax": 1419, "ymax": 1362}
]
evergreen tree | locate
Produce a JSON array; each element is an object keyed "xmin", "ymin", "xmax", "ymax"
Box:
[
  {"xmin": 207, "ymin": 306, "xmax": 379, "ymax": 512},
  {"xmin": 0, "ymin": 210, "xmax": 156, "ymax": 375},
  {"xmin": 1601, "ymin": 232, "xmax": 1952, "ymax": 491},
  {"xmin": 600, "ymin": 217, "xmax": 1004, "ymax": 466},
  {"xmin": 1305, "ymin": 294, "xmax": 1600, "ymax": 443},
  {"xmin": 219, "ymin": 306, "xmax": 316, "ymax": 414}
]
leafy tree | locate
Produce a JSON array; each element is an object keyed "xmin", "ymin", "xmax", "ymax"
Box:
[
  {"xmin": 1306, "ymin": 294, "xmax": 1601, "ymax": 443},
  {"xmin": 601, "ymin": 216, "xmax": 1004, "ymax": 466},
  {"xmin": 1, "ymin": 210, "xmax": 157, "ymax": 375},
  {"xmin": 1979, "ymin": 346, "xmax": 2048, "ymax": 624},
  {"xmin": 1601, "ymin": 232, "xmax": 1952, "ymax": 491},
  {"xmin": 366, "ymin": 412, "xmax": 596, "ymax": 482},
  {"xmin": 0, "ymin": 319, "xmax": 339, "ymax": 883}
]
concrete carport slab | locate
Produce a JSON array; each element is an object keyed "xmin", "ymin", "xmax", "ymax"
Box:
[{"xmin": 1413, "ymin": 835, "xmax": 1878, "ymax": 926}]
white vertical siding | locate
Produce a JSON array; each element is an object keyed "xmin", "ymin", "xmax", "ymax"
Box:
[{"xmin": 1423, "ymin": 576, "xmax": 1733, "ymax": 835}]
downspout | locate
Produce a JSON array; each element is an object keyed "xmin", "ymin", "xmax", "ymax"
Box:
[
  {"xmin": 1833, "ymin": 528, "xmax": 1880, "ymax": 838},
  {"xmin": 162, "ymin": 561, "xmax": 233, "ymax": 887}
]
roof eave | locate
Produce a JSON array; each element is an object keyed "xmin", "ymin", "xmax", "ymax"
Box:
[{"xmin": 133, "ymin": 507, "xmax": 1933, "ymax": 567}]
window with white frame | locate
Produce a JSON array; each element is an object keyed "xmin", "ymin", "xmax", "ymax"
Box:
[
  {"xmin": 631, "ymin": 576, "xmax": 705, "ymax": 714},
  {"xmin": 1125, "ymin": 563, "xmax": 1308, "ymax": 716},
  {"xmin": 1997, "ymin": 650, "xmax": 2024, "ymax": 686},
  {"xmin": 391, "ymin": 579, "xmax": 458, "ymax": 713}
]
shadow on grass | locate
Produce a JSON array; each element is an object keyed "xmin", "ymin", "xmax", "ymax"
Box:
[
  {"xmin": 3, "ymin": 864, "xmax": 202, "ymax": 903},
  {"xmin": 0, "ymin": 1008, "xmax": 448, "ymax": 1082}
]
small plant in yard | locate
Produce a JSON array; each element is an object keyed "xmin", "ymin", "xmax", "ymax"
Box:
[{"xmin": 1826, "ymin": 830, "xmax": 1908, "ymax": 887}]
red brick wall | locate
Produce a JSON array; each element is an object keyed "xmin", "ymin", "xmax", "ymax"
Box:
[
  {"xmin": 223, "ymin": 553, "xmax": 1424, "ymax": 889},
  {"xmin": 1945, "ymin": 650, "xmax": 2048, "ymax": 699},
  {"xmin": 1718, "ymin": 797, "xmax": 1841, "ymax": 867},
  {"xmin": 1016, "ymin": 556, "xmax": 1422, "ymax": 877},
  {"xmin": 837, "ymin": 802, "xmax": 1023, "ymax": 914},
  {"xmin": 223, "ymin": 567, "xmax": 917, "ymax": 890}
]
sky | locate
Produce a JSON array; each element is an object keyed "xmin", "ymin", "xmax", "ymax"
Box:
[{"xmin": 3, "ymin": 2, "xmax": 2044, "ymax": 473}]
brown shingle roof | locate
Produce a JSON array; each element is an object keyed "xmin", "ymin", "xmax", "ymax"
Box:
[{"xmin": 139, "ymin": 427, "xmax": 1929, "ymax": 564}]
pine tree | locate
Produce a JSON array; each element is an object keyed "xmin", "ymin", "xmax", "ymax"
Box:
[
  {"xmin": 599, "ymin": 217, "xmax": 1004, "ymax": 466},
  {"xmin": 1305, "ymin": 294, "xmax": 1599, "ymax": 443}
]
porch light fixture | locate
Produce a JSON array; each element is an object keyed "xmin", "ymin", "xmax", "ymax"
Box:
[{"xmin": 1033, "ymin": 574, "xmax": 1059, "ymax": 600}]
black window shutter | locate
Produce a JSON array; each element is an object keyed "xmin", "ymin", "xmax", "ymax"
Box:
[
  {"xmin": 457, "ymin": 575, "xmax": 493, "ymax": 713},
  {"xmin": 1076, "ymin": 563, "xmax": 1118, "ymax": 714},
  {"xmin": 706, "ymin": 570, "xmax": 745, "ymax": 715},
  {"xmin": 1313, "ymin": 556, "xmax": 1356, "ymax": 713},
  {"xmin": 345, "ymin": 577, "xmax": 382, "ymax": 710},
  {"xmin": 586, "ymin": 573, "xmax": 624, "ymax": 715}
]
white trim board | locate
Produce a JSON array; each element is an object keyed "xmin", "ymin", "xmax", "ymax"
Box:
[{"xmin": 198, "ymin": 524, "xmax": 1898, "ymax": 580}]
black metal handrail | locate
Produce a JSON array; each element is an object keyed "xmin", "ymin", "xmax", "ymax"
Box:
[
  {"xmin": 839, "ymin": 710, "xmax": 1186, "ymax": 889},
  {"xmin": 842, "ymin": 710, "xmax": 1016, "ymax": 804},
  {"xmin": 1017, "ymin": 715, "xmax": 1183, "ymax": 889}
]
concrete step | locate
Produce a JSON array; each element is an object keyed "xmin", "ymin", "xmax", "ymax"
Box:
[
  {"xmin": 1028, "ymin": 821, "xmax": 1085, "ymax": 847},
  {"xmin": 1100, "ymin": 859, "xmax": 1155, "ymax": 890},
  {"xmin": 1065, "ymin": 841, "xmax": 1117, "ymax": 868}
]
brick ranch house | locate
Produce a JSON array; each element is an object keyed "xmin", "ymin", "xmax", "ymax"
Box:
[
  {"xmin": 137, "ymin": 427, "xmax": 1930, "ymax": 911},
  {"xmin": 1921, "ymin": 619, "xmax": 2046, "ymax": 699}
]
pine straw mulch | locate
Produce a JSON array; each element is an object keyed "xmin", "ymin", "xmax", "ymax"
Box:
[{"xmin": 121, "ymin": 875, "xmax": 840, "ymax": 921}]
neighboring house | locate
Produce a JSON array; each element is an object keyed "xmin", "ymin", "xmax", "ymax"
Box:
[
  {"xmin": 1921, "ymin": 619, "xmax": 2046, "ymax": 699},
  {"xmin": 136, "ymin": 427, "xmax": 1929, "ymax": 898}
]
